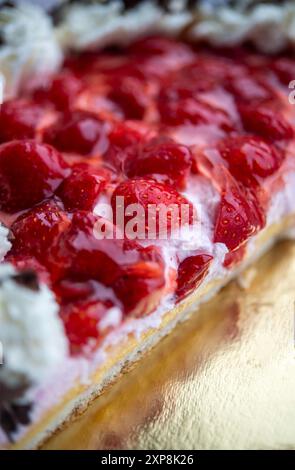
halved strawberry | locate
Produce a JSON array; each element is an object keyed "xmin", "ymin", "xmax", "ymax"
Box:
[
  {"xmin": 108, "ymin": 120, "xmax": 153, "ymax": 150},
  {"xmin": 239, "ymin": 104, "xmax": 293, "ymax": 142},
  {"xmin": 227, "ymin": 73, "xmax": 273, "ymax": 104},
  {"xmin": 60, "ymin": 299, "xmax": 115, "ymax": 354},
  {"xmin": 114, "ymin": 245, "xmax": 165, "ymax": 316},
  {"xmin": 223, "ymin": 245, "xmax": 247, "ymax": 269},
  {"xmin": 218, "ymin": 135, "xmax": 285, "ymax": 186},
  {"xmin": 50, "ymin": 211, "xmax": 123, "ymax": 284},
  {"xmin": 43, "ymin": 110, "xmax": 107, "ymax": 155},
  {"xmin": 104, "ymin": 120, "xmax": 154, "ymax": 172},
  {"xmin": 111, "ymin": 177, "xmax": 195, "ymax": 238},
  {"xmin": 33, "ymin": 72, "xmax": 84, "ymax": 111},
  {"xmin": 0, "ymin": 140, "xmax": 69, "ymax": 212},
  {"xmin": 107, "ymin": 75, "xmax": 150, "ymax": 120},
  {"xmin": 176, "ymin": 254, "xmax": 213, "ymax": 301},
  {"xmin": 214, "ymin": 173, "xmax": 265, "ymax": 252},
  {"xmin": 10, "ymin": 200, "xmax": 71, "ymax": 268},
  {"xmin": 158, "ymin": 86, "xmax": 235, "ymax": 131},
  {"xmin": 125, "ymin": 137, "xmax": 192, "ymax": 189},
  {"xmin": 271, "ymin": 57, "xmax": 295, "ymax": 85},
  {"xmin": 0, "ymin": 99, "xmax": 44, "ymax": 143},
  {"xmin": 49, "ymin": 211, "xmax": 165, "ymax": 315},
  {"xmin": 57, "ymin": 165, "xmax": 111, "ymax": 211}
]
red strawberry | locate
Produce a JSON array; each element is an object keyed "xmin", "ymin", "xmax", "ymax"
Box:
[
  {"xmin": 43, "ymin": 110, "xmax": 106, "ymax": 155},
  {"xmin": 0, "ymin": 140, "xmax": 69, "ymax": 212},
  {"xmin": 33, "ymin": 72, "xmax": 84, "ymax": 111},
  {"xmin": 107, "ymin": 74, "xmax": 150, "ymax": 120},
  {"xmin": 50, "ymin": 211, "xmax": 123, "ymax": 283},
  {"xmin": 60, "ymin": 299, "xmax": 115, "ymax": 354},
  {"xmin": 214, "ymin": 174, "xmax": 265, "ymax": 252},
  {"xmin": 111, "ymin": 178, "xmax": 195, "ymax": 238},
  {"xmin": 223, "ymin": 245, "xmax": 246, "ymax": 269},
  {"xmin": 125, "ymin": 137, "xmax": 192, "ymax": 189},
  {"xmin": 218, "ymin": 135, "xmax": 285, "ymax": 186},
  {"xmin": 50, "ymin": 211, "xmax": 165, "ymax": 314},
  {"xmin": 158, "ymin": 87, "xmax": 235, "ymax": 130},
  {"xmin": 176, "ymin": 254, "xmax": 213, "ymax": 300},
  {"xmin": 127, "ymin": 36, "xmax": 195, "ymax": 80},
  {"xmin": 227, "ymin": 74, "xmax": 273, "ymax": 104},
  {"xmin": 108, "ymin": 120, "xmax": 152, "ymax": 150},
  {"xmin": 105, "ymin": 121, "xmax": 154, "ymax": 173},
  {"xmin": 0, "ymin": 99, "xmax": 44, "ymax": 143},
  {"xmin": 10, "ymin": 200, "xmax": 71, "ymax": 268},
  {"xmin": 57, "ymin": 165, "xmax": 110, "ymax": 211},
  {"xmin": 239, "ymin": 104, "xmax": 293, "ymax": 142},
  {"xmin": 114, "ymin": 245, "xmax": 165, "ymax": 316},
  {"xmin": 54, "ymin": 279, "xmax": 95, "ymax": 303},
  {"xmin": 271, "ymin": 58, "xmax": 295, "ymax": 85}
]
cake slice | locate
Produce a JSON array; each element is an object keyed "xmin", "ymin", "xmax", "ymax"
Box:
[{"xmin": 0, "ymin": 0, "xmax": 295, "ymax": 449}]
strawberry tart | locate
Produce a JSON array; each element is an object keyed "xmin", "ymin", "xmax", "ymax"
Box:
[{"xmin": 0, "ymin": 0, "xmax": 295, "ymax": 449}]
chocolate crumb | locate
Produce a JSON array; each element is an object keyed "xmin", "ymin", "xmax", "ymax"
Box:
[
  {"xmin": 11, "ymin": 402, "xmax": 33, "ymax": 426},
  {"xmin": 12, "ymin": 270, "xmax": 40, "ymax": 292},
  {"xmin": 0, "ymin": 406, "xmax": 18, "ymax": 441}
]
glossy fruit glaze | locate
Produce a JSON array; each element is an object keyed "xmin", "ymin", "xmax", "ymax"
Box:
[{"xmin": 0, "ymin": 36, "xmax": 294, "ymax": 354}]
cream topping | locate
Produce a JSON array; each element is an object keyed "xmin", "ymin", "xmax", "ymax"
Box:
[
  {"xmin": 0, "ymin": 264, "xmax": 68, "ymax": 388},
  {"xmin": 0, "ymin": 223, "xmax": 11, "ymax": 262},
  {"xmin": 1, "ymin": 2, "xmax": 295, "ymax": 98},
  {"xmin": 0, "ymin": 3, "xmax": 62, "ymax": 98}
]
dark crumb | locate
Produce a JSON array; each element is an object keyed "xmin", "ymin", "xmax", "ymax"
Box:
[
  {"xmin": 12, "ymin": 270, "xmax": 40, "ymax": 292},
  {"xmin": 12, "ymin": 269, "xmax": 40, "ymax": 292},
  {"xmin": 0, "ymin": 381, "xmax": 33, "ymax": 442},
  {"xmin": 0, "ymin": 402, "xmax": 33, "ymax": 442}
]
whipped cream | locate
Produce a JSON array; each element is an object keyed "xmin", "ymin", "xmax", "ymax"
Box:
[
  {"xmin": 190, "ymin": 1, "xmax": 295, "ymax": 53},
  {"xmin": 57, "ymin": 0, "xmax": 193, "ymax": 49},
  {"xmin": 57, "ymin": 1, "xmax": 295, "ymax": 54},
  {"xmin": 1, "ymin": 2, "xmax": 295, "ymax": 98},
  {"xmin": 0, "ymin": 264, "xmax": 68, "ymax": 388},
  {"xmin": 0, "ymin": 3, "xmax": 62, "ymax": 98},
  {"xmin": 0, "ymin": 223, "xmax": 11, "ymax": 262}
]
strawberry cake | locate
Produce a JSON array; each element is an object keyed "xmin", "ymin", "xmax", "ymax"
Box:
[{"xmin": 0, "ymin": 0, "xmax": 295, "ymax": 449}]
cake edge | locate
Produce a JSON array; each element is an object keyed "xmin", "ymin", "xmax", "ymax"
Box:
[{"xmin": 3, "ymin": 213, "xmax": 294, "ymax": 450}]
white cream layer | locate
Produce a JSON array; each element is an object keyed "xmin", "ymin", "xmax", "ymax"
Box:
[{"xmin": 0, "ymin": 264, "xmax": 68, "ymax": 389}]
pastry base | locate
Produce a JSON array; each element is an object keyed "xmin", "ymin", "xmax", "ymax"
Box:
[{"xmin": 4, "ymin": 214, "xmax": 295, "ymax": 450}]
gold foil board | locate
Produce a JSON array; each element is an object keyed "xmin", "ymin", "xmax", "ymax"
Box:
[{"xmin": 43, "ymin": 241, "xmax": 295, "ymax": 450}]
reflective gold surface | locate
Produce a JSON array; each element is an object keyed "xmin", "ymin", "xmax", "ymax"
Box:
[{"xmin": 43, "ymin": 241, "xmax": 295, "ymax": 450}]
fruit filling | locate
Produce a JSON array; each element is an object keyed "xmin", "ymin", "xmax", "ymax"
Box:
[{"xmin": 0, "ymin": 36, "xmax": 294, "ymax": 354}]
